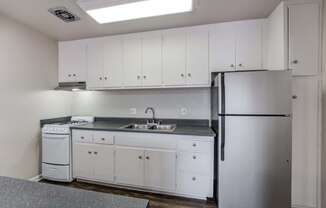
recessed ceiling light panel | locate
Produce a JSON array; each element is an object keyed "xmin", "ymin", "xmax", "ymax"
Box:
[{"xmin": 76, "ymin": 0, "xmax": 193, "ymax": 24}]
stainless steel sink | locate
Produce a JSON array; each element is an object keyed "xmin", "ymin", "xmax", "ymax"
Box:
[{"xmin": 120, "ymin": 123, "xmax": 176, "ymax": 132}]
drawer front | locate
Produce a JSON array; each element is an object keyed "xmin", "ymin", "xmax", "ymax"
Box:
[
  {"xmin": 177, "ymin": 152, "xmax": 211, "ymax": 174},
  {"xmin": 177, "ymin": 172, "xmax": 212, "ymax": 197},
  {"xmin": 42, "ymin": 163, "xmax": 70, "ymax": 181},
  {"xmin": 93, "ymin": 131, "xmax": 114, "ymax": 145},
  {"xmin": 73, "ymin": 130, "xmax": 93, "ymax": 143},
  {"xmin": 177, "ymin": 140, "xmax": 212, "ymax": 153}
]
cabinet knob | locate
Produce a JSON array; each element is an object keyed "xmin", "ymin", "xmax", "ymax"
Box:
[
  {"xmin": 68, "ymin": 74, "xmax": 72, "ymax": 77},
  {"xmin": 181, "ymin": 73, "xmax": 185, "ymax": 77},
  {"xmin": 88, "ymin": 151, "xmax": 92, "ymax": 154},
  {"xmin": 101, "ymin": 138, "xmax": 105, "ymax": 141},
  {"xmin": 94, "ymin": 152, "xmax": 98, "ymax": 155},
  {"xmin": 143, "ymin": 75, "xmax": 147, "ymax": 79},
  {"xmin": 292, "ymin": 95, "xmax": 298, "ymax": 99},
  {"xmin": 137, "ymin": 75, "xmax": 141, "ymax": 80},
  {"xmin": 73, "ymin": 74, "xmax": 76, "ymax": 77},
  {"xmin": 146, "ymin": 156, "xmax": 150, "ymax": 160},
  {"xmin": 138, "ymin": 156, "xmax": 143, "ymax": 160},
  {"xmin": 104, "ymin": 77, "xmax": 108, "ymax": 80},
  {"xmin": 188, "ymin": 73, "xmax": 191, "ymax": 77},
  {"xmin": 292, "ymin": 60, "xmax": 299, "ymax": 64},
  {"xmin": 192, "ymin": 143, "xmax": 197, "ymax": 147},
  {"xmin": 81, "ymin": 136, "xmax": 84, "ymax": 139},
  {"xmin": 238, "ymin": 64, "xmax": 243, "ymax": 67},
  {"xmin": 230, "ymin": 64, "xmax": 235, "ymax": 68},
  {"xmin": 99, "ymin": 77, "xmax": 102, "ymax": 80},
  {"xmin": 192, "ymin": 177, "xmax": 196, "ymax": 181},
  {"xmin": 193, "ymin": 156, "xmax": 197, "ymax": 160}
]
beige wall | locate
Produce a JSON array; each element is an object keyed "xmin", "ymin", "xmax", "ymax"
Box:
[
  {"xmin": 71, "ymin": 88, "xmax": 210, "ymax": 119},
  {"xmin": 322, "ymin": 1, "xmax": 326, "ymax": 207},
  {"xmin": 0, "ymin": 15, "xmax": 72, "ymax": 179}
]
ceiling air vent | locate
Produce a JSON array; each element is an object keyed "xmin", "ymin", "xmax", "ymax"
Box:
[{"xmin": 48, "ymin": 7, "xmax": 80, "ymax": 23}]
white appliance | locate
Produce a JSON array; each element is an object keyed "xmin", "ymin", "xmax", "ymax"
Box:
[
  {"xmin": 42, "ymin": 116, "xmax": 94, "ymax": 182},
  {"xmin": 211, "ymin": 71, "xmax": 292, "ymax": 208}
]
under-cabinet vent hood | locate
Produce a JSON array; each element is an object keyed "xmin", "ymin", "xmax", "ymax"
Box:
[{"xmin": 55, "ymin": 82, "xmax": 86, "ymax": 91}]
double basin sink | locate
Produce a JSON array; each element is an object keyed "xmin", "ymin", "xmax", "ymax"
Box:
[{"xmin": 120, "ymin": 123, "xmax": 176, "ymax": 133}]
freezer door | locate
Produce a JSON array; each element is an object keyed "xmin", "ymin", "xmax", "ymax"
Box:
[
  {"xmin": 219, "ymin": 71, "xmax": 291, "ymax": 115},
  {"xmin": 218, "ymin": 116, "xmax": 291, "ymax": 208}
]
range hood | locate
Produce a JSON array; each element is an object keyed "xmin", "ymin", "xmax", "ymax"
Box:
[{"xmin": 55, "ymin": 82, "xmax": 86, "ymax": 91}]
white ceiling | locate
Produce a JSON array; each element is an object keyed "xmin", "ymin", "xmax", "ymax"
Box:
[{"xmin": 0, "ymin": 0, "xmax": 281, "ymax": 41}]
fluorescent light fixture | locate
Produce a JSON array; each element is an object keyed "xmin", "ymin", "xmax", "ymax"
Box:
[{"xmin": 77, "ymin": 0, "xmax": 193, "ymax": 24}]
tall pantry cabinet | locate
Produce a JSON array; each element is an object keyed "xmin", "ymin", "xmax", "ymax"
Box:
[{"xmin": 286, "ymin": 1, "xmax": 322, "ymax": 208}]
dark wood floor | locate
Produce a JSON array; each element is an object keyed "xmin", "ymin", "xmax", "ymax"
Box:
[{"xmin": 41, "ymin": 180, "xmax": 217, "ymax": 208}]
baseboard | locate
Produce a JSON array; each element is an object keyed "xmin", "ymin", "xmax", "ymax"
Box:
[{"xmin": 29, "ymin": 175, "xmax": 42, "ymax": 182}]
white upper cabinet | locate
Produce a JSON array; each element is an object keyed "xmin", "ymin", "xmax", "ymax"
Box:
[
  {"xmin": 235, "ymin": 20, "xmax": 263, "ymax": 71},
  {"xmin": 123, "ymin": 37, "xmax": 142, "ymax": 87},
  {"xmin": 289, "ymin": 3, "xmax": 320, "ymax": 76},
  {"xmin": 59, "ymin": 40, "xmax": 87, "ymax": 83},
  {"xmin": 263, "ymin": 2, "xmax": 287, "ymax": 70},
  {"xmin": 186, "ymin": 27, "xmax": 210, "ymax": 86},
  {"xmin": 209, "ymin": 22, "xmax": 236, "ymax": 72},
  {"xmin": 142, "ymin": 34, "xmax": 163, "ymax": 87},
  {"xmin": 209, "ymin": 19, "xmax": 263, "ymax": 72},
  {"xmin": 162, "ymin": 30, "xmax": 187, "ymax": 86},
  {"xmin": 87, "ymin": 38, "xmax": 105, "ymax": 89},
  {"xmin": 103, "ymin": 37, "xmax": 124, "ymax": 87}
]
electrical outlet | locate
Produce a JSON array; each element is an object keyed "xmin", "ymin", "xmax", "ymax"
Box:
[
  {"xmin": 129, "ymin": 108, "xmax": 137, "ymax": 115},
  {"xmin": 180, "ymin": 108, "xmax": 188, "ymax": 116}
]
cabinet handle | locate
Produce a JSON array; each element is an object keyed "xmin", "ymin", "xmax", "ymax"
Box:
[
  {"xmin": 292, "ymin": 95, "xmax": 298, "ymax": 99},
  {"xmin": 94, "ymin": 152, "xmax": 98, "ymax": 155},
  {"xmin": 146, "ymin": 156, "xmax": 150, "ymax": 160},
  {"xmin": 88, "ymin": 151, "xmax": 92, "ymax": 154},
  {"xmin": 292, "ymin": 60, "xmax": 299, "ymax": 64},
  {"xmin": 138, "ymin": 156, "xmax": 143, "ymax": 160},
  {"xmin": 193, "ymin": 156, "xmax": 197, "ymax": 160},
  {"xmin": 192, "ymin": 177, "xmax": 196, "ymax": 181}
]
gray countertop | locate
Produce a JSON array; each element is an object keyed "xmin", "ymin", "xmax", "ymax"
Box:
[
  {"xmin": 71, "ymin": 121, "xmax": 216, "ymax": 137},
  {"xmin": 0, "ymin": 176, "xmax": 148, "ymax": 208}
]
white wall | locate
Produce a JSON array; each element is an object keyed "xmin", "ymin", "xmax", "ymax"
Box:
[
  {"xmin": 0, "ymin": 14, "xmax": 72, "ymax": 179},
  {"xmin": 71, "ymin": 88, "xmax": 210, "ymax": 120},
  {"xmin": 322, "ymin": 1, "xmax": 326, "ymax": 208}
]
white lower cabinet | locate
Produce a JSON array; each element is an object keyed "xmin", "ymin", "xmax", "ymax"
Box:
[
  {"xmin": 115, "ymin": 147, "xmax": 144, "ymax": 187},
  {"xmin": 72, "ymin": 130, "xmax": 214, "ymax": 199}
]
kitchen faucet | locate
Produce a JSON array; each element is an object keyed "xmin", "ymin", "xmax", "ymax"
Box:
[{"xmin": 145, "ymin": 107, "xmax": 160, "ymax": 125}]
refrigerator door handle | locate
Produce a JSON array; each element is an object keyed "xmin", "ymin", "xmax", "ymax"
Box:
[{"xmin": 221, "ymin": 115, "xmax": 225, "ymax": 161}]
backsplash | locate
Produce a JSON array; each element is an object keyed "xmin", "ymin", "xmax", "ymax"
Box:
[{"xmin": 71, "ymin": 88, "xmax": 210, "ymax": 119}]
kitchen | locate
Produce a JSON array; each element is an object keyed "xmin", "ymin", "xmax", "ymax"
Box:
[{"xmin": 0, "ymin": 0, "xmax": 323, "ymax": 208}]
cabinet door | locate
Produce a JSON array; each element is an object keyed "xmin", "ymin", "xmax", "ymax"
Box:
[
  {"xmin": 235, "ymin": 19, "xmax": 263, "ymax": 71},
  {"xmin": 289, "ymin": 3, "xmax": 320, "ymax": 76},
  {"xmin": 123, "ymin": 38, "xmax": 142, "ymax": 87},
  {"xmin": 209, "ymin": 22, "xmax": 236, "ymax": 72},
  {"xmin": 142, "ymin": 35, "xmax": 162, "ymax": 87},
  {"xmin": 144, "ymin": 150, "xmax": 176, "ymax": 191},
  {"xmin": 186, "ymin": 28, "xmax": 209, "ymax": 86},
  {"xmin": 87, "ymin": 39, "xmax": 104, "ymax": 89},
  {"xmin": 115, "ymin": 147, "xmax": 144, "ymax": 187},
  {"xmin": 292, "ymin": 77, "xmax": 320, "ymax": 208},
  {"xmin": 93, "ymin": 144, "xmax": 115, "ymax": 183},
  {"xmin": 103, "ymin": 37, "xmax": 123, "ymax": 88},
  {"xmin": 162, "ymin": 31, "xmax": 187, "ymax": 86},
  {"xmin": 73, "ymin": 143, "xmax": 93, "ymax": 179},
  {"xmin": 59, "ymin": 40, "xmax": 87, "ymax": 82}
]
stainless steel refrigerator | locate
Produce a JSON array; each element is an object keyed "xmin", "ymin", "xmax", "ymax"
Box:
[{"xmin": 211, "ymin": 71, "xmax": 292, "ymax": 208}]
